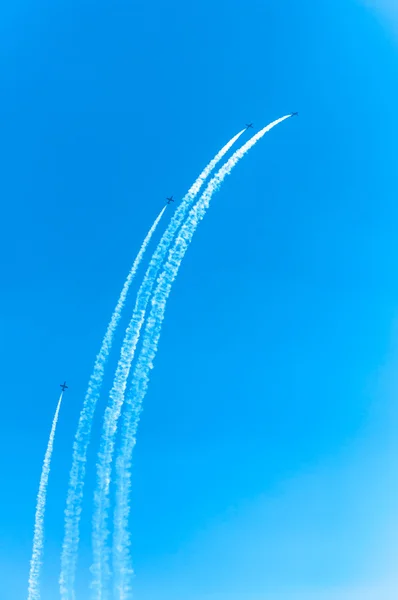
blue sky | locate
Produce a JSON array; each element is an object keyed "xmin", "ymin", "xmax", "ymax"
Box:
[{"xmin": 1, "ymin": 0, "xmax": 398, "ymax": 598}]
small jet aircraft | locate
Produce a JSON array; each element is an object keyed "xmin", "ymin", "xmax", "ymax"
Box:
[
  {"xmin": 60, "ymin": 381, "xmax": 68, "ymax": 391},
  {"xmin": 291, "ymin": 112, "xmax": 299, "ymax": 117},
  {"xmin": 245, "ymin": 123, "xmax": 254, "ymax": 129},
  {"xmin": 166, "ymin": 196, "xmax": 174, "ymax": 204}
]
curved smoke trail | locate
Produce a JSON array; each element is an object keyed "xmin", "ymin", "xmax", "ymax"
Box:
[
  {"xmin": 59, "ymin": 207, "xmax": 166, "ymax": 600},
  {"xmin": 113, "ymin": 114, "xmax": 292, "ymax": 598},
  {"xmin": 28, "ymin": 392, "xmax": 64, "ymax": 600},
  {"xmin": 91, "ymin": 129, "xmax": 245, "ymax": 600}
]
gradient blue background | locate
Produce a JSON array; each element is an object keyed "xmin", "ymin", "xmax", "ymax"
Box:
[{"xmin": 1, "ymin": 0, "xmax": 397, "ymax": 598}]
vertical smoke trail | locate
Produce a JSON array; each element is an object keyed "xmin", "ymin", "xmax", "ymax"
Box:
[
  {"xmin": 28, "ymin": 392, "xmax": 64, "ymax": 600},
  {"xmin": 113, "ymin": 115, "xmax": 292, "ymax": 598},
  {"xmin": 59, "ymin": 207, "xmax": 166, "ymax": 600},
  {"xmin": 91, "ymin": 129, "xmax": 245, "ymax": 600}
]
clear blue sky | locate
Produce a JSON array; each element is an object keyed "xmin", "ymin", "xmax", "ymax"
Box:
[{"xmin": 1, "ymin": 1, "xmax": 398, "ymax": 598}]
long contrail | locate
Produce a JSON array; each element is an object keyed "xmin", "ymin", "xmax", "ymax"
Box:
[
  {"xmin": 113, "ymin": 115, "xmax": 292, "ymax": 598},
  {"xmin": 91, "ymin": 129, "xmax": 245, "ymax": 600},
  {"xmin": 59, "ymin": 207, "xmax": 166, "ymax": 600},
  {"xmin": 28, "ymin": 391, "xmax": 64, "ymax": 600}
]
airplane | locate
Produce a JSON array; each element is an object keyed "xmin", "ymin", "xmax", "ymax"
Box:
[
  {"xmin": 166, "ymin": 196, "xmax": 174, "ymax": 204},
  {"xmin": 60, "ymin": 381, "xmax": 68, "ymax": 391},
  {"xmin": 245, "ymin": 123, "xmax": 254, "ymax": 129},
  {"xmin": 291, "ymin": 112, "xmax": 299, "ymax": 117}
]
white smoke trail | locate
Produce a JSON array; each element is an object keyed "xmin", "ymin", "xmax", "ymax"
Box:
[
  {"xmin": 91, "ymin": 129, "xmax": 245, "ymax": 600},
  {"xmin": 28, "ymin": 392, "xmax": 64, "ymax": 600},
  {"xmin": 113, "ymin": 114, "xmax": 292, "ymax": 599},
  {"xmin": 59, "ymin": 207, "xmax": 166, "ymax": 600}
]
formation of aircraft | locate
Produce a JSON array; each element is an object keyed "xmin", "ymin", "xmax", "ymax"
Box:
[
  {"xmin": 246, "ymin": 113, "xmax": 298, "ymax": 130},
  {"xmin": 60, "ymin": 106, "xmax": 299, "ymax": 401}
]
